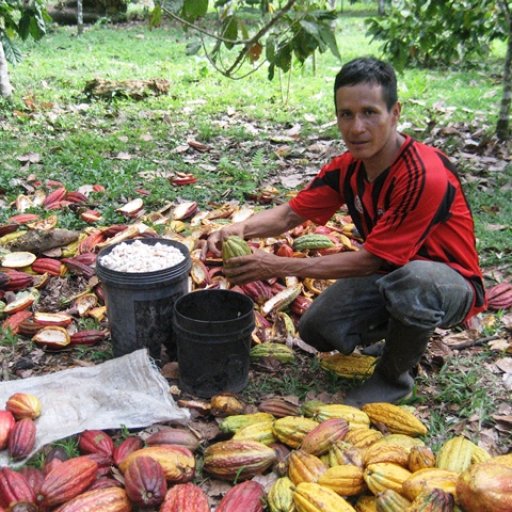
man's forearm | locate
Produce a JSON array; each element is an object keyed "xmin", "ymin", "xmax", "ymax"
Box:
[{"xmin": 241, "ymin": 203, "xmax": 305, "ymax": 239}]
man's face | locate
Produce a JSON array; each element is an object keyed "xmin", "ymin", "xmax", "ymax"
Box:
[{"xmin": 335, "ymin": 83, "xmax": 400, "ymax": 164}]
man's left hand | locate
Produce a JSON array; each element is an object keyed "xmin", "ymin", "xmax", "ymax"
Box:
[{"xmin": 223, "ymin": 249, "xmax": 281, "ymax": 284}]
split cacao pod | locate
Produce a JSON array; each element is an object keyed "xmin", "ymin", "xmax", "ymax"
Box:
[
  {"xmin": 78, "ymin": 429, "xmax": 114, "ymax": 457},
  {"xmin": 267, "ymin": 476, "xmax": 294, "ymax": 512},
  {"xmin": 317, "ymin": 464, "xmax": 365, "ymax": 496},
  {"xmin": 0, "ymin": 410, "xmax": 15, "ymax": 450},
  {"xmin": 293, "ymin": 482, "xmax": 356, "ymax": 512},
  {"xmin": 160, "ymin": 482, "xmax": 209, "ymax": 512},
  {"xmin": 216, "ymin": 481, "xmax": 265, "ymax": 512},
  {"xmin": 123, "ymin": 455, "xmax": 166, "ymax": 508},
  {"xmin": 52, "ymin": 487, "xmax": 131, "ymax": 512},
  {"xmin": 119, "ymin": 445, "xmax": 195, "ymax": 483},
  {"xmin": 37, "ymin": 455, "xmax": 99, "ymax": 507},
  {"xmin": 113, "ymin": 436, "xmax": 144, "ymax": 466},
  {"xmin": 456, "ymin": 461, "xmax": 512, "ymax": 512},
  {"xmin": 363, "ymin": 462, "xmax": 412, "ymax": 496},
  {"xmin": 272, "ymin": 416, "xmax": 319, "ymax": 449},
  {"xmin": 361, "ymin": 403, "xmax": 427, "ymax": 437},
  {"xmin": 203, "ymin": 440, "xmax": 276, "ymax": 480},
  {"xmin": 5, "ymin": 393, "xmax": 41, "ymax": 421},
  {"xmin": 8, "ymin": 418, "xmax": 36, "ymax": 461},
  {"xmin": 0, "ymin": 468, "xmax": 35, "ymax": 509},
  {"xmin": 288, "ymin": 449, "xmax": 328, "ymax": 485},
  {"xmin": 300, "ymin": 418, "xmax": 349, "ymax": 456}
]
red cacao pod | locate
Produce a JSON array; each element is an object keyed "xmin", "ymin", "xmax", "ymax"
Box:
[
  {"xmin": 124, "ymin": 456, "xmax": 166, "ymax": 508},
  {"xmin": 0, "ymin": 410, "xmax": 16, "ymax": 450},
  {"xmin": 5, "ymin": 393, "xmax": 41, "ymax": 421},
  {"xmin": 0, "ymin": 469, "xmax": 35, "ymax": 509},
  {"xmin": 78, "ymin": 429, "xmax": 114, "ymax": 457},
  {"xmin": 113, "ymin": 436, "xmax": 144, "ymax": 467},
  {"xmin": 87, "ymin": 478, "xmax": 123, "ymax": 492},
  {"xmin": 52, "ymin": 487, "xmax": 131, "ymax": 512},
  {"xmin": 16, "ymin": 468, "xmax": 44, "ymax": 496},
  {"xmin": 37, "ymin": 455, "xmax": 98, "ymax": 508},
  {"xmin": 145, "ymin": 427, "xmax": 200, "ymax": 452},
  {"xmin": 160, "ymin": 483, "xmax": 209, "ymax": 512},
  {"xmin": 8, "ymin": 418, "xmax": 36, "ymax": 461},
  {"xmin": 216, "ymin": 481, "xmax": 265, "ymax": 512}
]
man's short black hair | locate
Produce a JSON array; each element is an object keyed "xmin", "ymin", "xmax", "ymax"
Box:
[{"xmin": 334, "ymin": 56, "xmax": 398, "ymax": 111}]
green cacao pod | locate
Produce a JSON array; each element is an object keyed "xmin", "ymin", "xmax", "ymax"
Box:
[
  {"xmin": 292, "ymin": 234, "xmax": 334, "ymax": 251},
  {"xmin": 222, "ymin": 236, "xmax": 252, "ymax": 264}
]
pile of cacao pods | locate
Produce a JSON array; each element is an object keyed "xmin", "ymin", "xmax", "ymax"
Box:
[{"xmin": 1, "ymin": 390, "xmax": 511, "ymax": 512}]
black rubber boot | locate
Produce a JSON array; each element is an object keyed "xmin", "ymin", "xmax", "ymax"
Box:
[{"xmin": 344, "ymin": 319, "xmax": 433, "ymax": 407}]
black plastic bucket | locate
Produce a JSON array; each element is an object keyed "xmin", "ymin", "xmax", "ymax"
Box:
[
  {"xmin": 95, "ymin": 238, "xmax": 191, "ymax": 362},
  {"xmin": 173, "ymin": 289, "xmax": 255, "ymax": 398}
]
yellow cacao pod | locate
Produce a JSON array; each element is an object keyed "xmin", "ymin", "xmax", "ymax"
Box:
[
  {"xmin": 375, "ymin": 489, "xmax": 412, "ymax": 512},
  {"xmin": 361, "ymin": 403, "xmax": 427, "ymax": 437},
  {"xmin": 318, "ymin": 353, "xmax": 376, "ymax": 379},
  {"xmin": 313, "ymin": 404, "xmax": 370, "ymax": 430},
  {"xmin": 219, "ymin": 412, "xmax": 274, "ymax": 434},
  {"xmin": 209, "ymin": 393, "xmax": 245, "ymax": 417},
  {"xmin": 355, "ymin": 495, "xmax": 378, "ymax": 512},
  {"xmin": 435, "ymin": 435, "xmax": 474, "ymax": 473},
  {"xmin": 344, "ymin": 428, "xmax": 384, "ymax": 449},
  {"xmin": 317, "ymin": 464, "xmax": 365, "ymax": 496},
  {"xmin": 328, "ymin": 441, "xmax": 365, "ymax": 468},
  {"xmin": 456, "ymin": 461, "xmax": 512, "ymax": 512},
  {"xmin": 370, "ymin": 434, "xmax": 425, "ymax": 453},
  {"xmin": 293, "ymin": 482, "xmax": 357, "ymax": 512},
  {"xmin": 408, "ymin": 445, "xmax": 436, "ymax": 473},
  {"xmin": 273, "ymin": 416, "xmax": 319, "ymax": 448},
  {"xmin": 408, "ymin": 488, "xmax": 455, "ymax": 512},
  {"xmin": 363, "ymin": 462, "xmax": 412, "ymax": 496},
  {"xmin": 232, "ymin": 420, "xmax": 276, "ymax": 445},
  {"xmin": 490, "ymin": 453, "xmax": 512, "ymax": 467},
  {"xmin": 363, "ymin": 443, "xmax": 409, "ymax": 468},
  {"xmin": 470, "ymin": 443, "xmax": 491, "ymax": 465},
  {"xmin": 401, "ymin": 468, "xmax": 458, "ymax": 501},
  {"xmin": 288, "ymin": 449, "xmax": 328, "ymax": 485},
  {"xmin": 267, "ymin": 476, "xmax": 295, "ymax": 512}
]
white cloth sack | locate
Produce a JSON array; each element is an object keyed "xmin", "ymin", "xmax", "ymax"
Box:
[{"xmin": 0, "ymin": 349, "xmax": 189, "ymax": 467}]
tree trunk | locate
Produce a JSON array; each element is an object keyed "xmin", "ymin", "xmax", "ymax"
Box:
[
  {"xmin": 497, "ymin": 3, "xmax": 511, "ymax": 141},
  {"xmin": 378, "ymin": 0, "xmax": 386, "ymax": 15},
  {"xmin": 77, "ymin": 0, "xmax": 84, "ymax": 35},
  {"xmin": 0, "ymin": 40, "xmax": 13, "ymax": 97}
]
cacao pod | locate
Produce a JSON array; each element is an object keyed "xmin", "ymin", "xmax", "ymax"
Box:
[
  {"xmin": 436, "ymin": 436, "xmax": 474, "ymax": 473},
  {"xmin": 258, "ymin": 397, "xmax": 301, "ymax": 418},
  {"xmin": 219, "ymin": 413, "xmax": 274, "ymax": 434},
  {"xmin": 312, "ymin": 404, "xmax": 370, "ymax": 430},
  {"xmin": 328, "ymin": 441, "xmax": 365, "ymax": 468},
  {"xmin": 292, "ymin": 234, "xmax": 335, "ymax": 251},
  {"xmin": 203, "ymin": 440, "xmax": 276, "ymax": 480},
  {"xmin": 216, "ymin": 481, "xmax": 265, "ymax": 512},
  {"xmin": 17, "ymin": 468, "xmax": 43, "ymax": 496},
  {"xmin": 272, "ymin": 416, "xmax": 319, "ymax": 449},
  {"xmin": 78, "ymin": 430, "xmax": 114, "ymax": 457},
  {"xmin": 363, "ymin": 463, "xmax": 412, "ymax": 496},
  {"xmin": 344, "ymin": 428, "xmax": 383, "ymax": 449},
  {"xmin": 0, "ymin": 469, "xmax": 35, "ymax": 509},
  {"xmin": 288, "ymin": 449, "xmax": 328, "ymax": 485},
  {"xmin": 145, "ymin": 427, "xmax": 200, "ymax": 452},
  {"xmin": 52, "ymin": 487, "xmax": 131, "ymax": 512},
  {"xmin": 113, "ymin": 436, "xmax": 144, "ymax": 466},
  {"xmin": 293, "ymin": 482, "xmax": 356, "ymax": 512},
  {"xmin": 408, "ymin": 488, "xmax": 455, "ymax": 512},
  {"xmin": 119, "ymin": 445, "xmax": 195, "ymax": 483},
  {"xmin": 222, "ymin": 236, "xmax": 251, "ymax": 265},
  {"xmin": 37, "ymin": 455, "xmax": 99, "ymax": 507},
  {"xmin": 456, "ymin": 461, "xmax": 512, "ymax": 512},
  {"xmin": 7, "ymin": 502, "xmax": 39, "ymax": 512},
  {"xmin": 210, "ymin": 393, "xmax": 245, "ymax": 417},
  {"xmin": 363, "ymin": 443, "xmax": 409, "ymax": 468},
  {"xmin": 5, "ymin": 393, "xmax": 41, "ymax": 421},
  {"xmin": 370, "ymin": 434, "xmax": 425, "ymax": 453},
  {"xmin": 8, "ymin": 418, "xmax": 36, "ymax": 461},
  {"xmin": 318, "ymin": 353, "xmax": 377, "ymax": 379},
  {"xmin": 267, "ymin": 477, "xmax": 294, "ymax": 512},
  {"xmin": 232, "ymin": 420, "xmax": 276, "ymax": 445},
  {"xmin": 160, "ymin": 482, "xmax": 209, "ymax": 512},
  {"xmin": 300, "ymin": 418, "xmax": 349, "ymax": 456},
  {"xmin": 317, "ymin": 464, "xmax": 365, "ymax": 496},
  {"xmin": 123, "ymin": 455, "xmax": 166, "ymax": 508},
  {"xmin": 250, "ymin": 343, "xmax": 295, "ymax": 363},
  {"xmin": 375, "ymin": 489, "xmax": 412, "ymax": 511},
  {"xmin": 408, "ymin": 445, "xmax": 436, "ymax": 473},
  {"xmin": 354, "ymin": 495, "xmax": 378, "ymax": 512},
  {"xmin": 361, "ymin": 403, "xmax": 427, "ymax": 437},
  {"xmin": 401, "ymin": 468, "xmax": 458, "ymax": 501},
  {"xmin": 0, "ymin": 411, "xmax": 16, "ymax": 450}
]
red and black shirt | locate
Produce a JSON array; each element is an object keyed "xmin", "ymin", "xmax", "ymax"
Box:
[{"xmin": 289, "ymin": 135, "xmax": 486, "ymax": 320}]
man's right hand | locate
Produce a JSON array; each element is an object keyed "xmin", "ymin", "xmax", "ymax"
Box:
[{"xmin": 207, "ymin": 224, "xmax": 246, "ymax": 256}]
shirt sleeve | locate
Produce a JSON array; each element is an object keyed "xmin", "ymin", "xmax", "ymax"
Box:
[
  {"xmin": 288, "ymin": 156, "xmax": 347, "ymax": 225},
  {"xmin": 364, "ymin": 158, "xmax": 449, "ymax": 266}
]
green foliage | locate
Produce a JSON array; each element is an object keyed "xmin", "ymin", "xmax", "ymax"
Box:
[{"xmin": 366, "ymin": 0, "xmax": 505, "ymax": 70}]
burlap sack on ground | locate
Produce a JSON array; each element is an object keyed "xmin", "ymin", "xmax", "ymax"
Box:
[{"xmin": 0, "ymin": 349, "xmax": 189, "ymax": 466}]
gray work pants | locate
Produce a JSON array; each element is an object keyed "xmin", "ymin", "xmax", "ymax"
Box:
[{"xmin": 298, "ymin": 260, "xmax": 474, "ymax": 353}]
